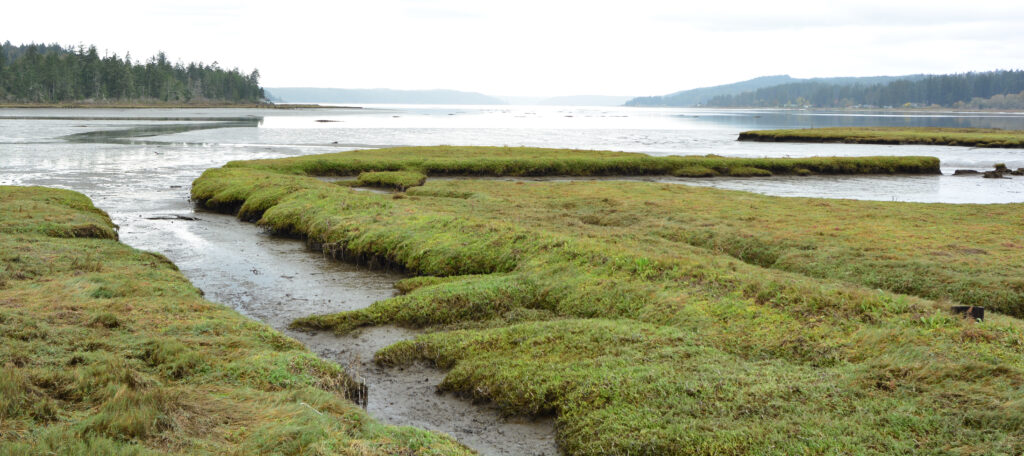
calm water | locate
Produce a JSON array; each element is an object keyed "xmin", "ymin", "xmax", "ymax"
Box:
[
  {"xmin": 2, "ymin": 105, "xmax": 1023, "ymax": 454},
  {"xmin": 4, "ymin": 105, "xmax": 1024, "ymax": 204}
]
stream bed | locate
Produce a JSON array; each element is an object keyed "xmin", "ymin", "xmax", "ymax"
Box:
[{"xmin": 134, "ymin": 210, "xmax": 558, "ymax": 456}]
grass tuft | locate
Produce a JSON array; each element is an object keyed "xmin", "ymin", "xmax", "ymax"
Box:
[
  {"xmin": 726, "ymin": 166, "xmax": 772, "ymax": 177},
  {"xmin": 357, "ymin": 170, "xmax": 427, "ymax": 190}
]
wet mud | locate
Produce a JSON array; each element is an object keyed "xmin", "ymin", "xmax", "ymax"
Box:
[{"xmin": 138, "ymin": 211, "xmax": 558, "ymax": 456}]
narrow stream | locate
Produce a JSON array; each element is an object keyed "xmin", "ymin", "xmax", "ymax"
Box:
[{"xmin": 129, "ymin": 210, "xmax": 558, "ymax": 456}]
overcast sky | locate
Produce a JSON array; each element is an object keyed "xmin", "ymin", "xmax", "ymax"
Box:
[{"xmin": 6, "ymin": 0, "xmax": 1023, "ymax": 97}]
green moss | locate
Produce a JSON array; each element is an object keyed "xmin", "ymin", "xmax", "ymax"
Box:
[
  {"xmin": 0, "ymin": 186, "xmax": 117, "ymax": 240},
  {"xmin": 0, "ymin": 186, "xmax": 469, "ymax": 455},
  {"xmin": 357, "ymin": 170, "xmax": 427, "ymax": 190},
  {"xmin": 726, "ymin": 166, "xmax": 772, "ymax": 177},
  {"xmin": 671, "ymin": 165, "xmax": 718, "ymax": 177},
  {"xmin": 223, "ymin": 145, "xmax": 940, "ymax": 177},
  {"xmin": 190, "ymin": 149, "xmax": 1024, "ymax": 454},
  {"xmin": 739, "ymin": 127, "xmax": 1024, "ymax": 149}
]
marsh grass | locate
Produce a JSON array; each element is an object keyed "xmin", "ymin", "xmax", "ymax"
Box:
[
  {"xmin": 0, "ymin": 186, "xmax": 469, "ymax": 455},
  {"xmin": 228, "ymin": 145, "xmax": 939, "ymax": 177},
  {"xmin": 191, "ymin": 151, "xmax": 1024, "ymax": 455},
  {"xmin": 357, "ymin": 171, "xmax": 427, "ymax": 190},
  {"xmin": 739, "ymin": 126, "xmax": 1024, "ymax": 148}
]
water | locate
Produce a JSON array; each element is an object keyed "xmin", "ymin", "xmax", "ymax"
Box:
[
  {"xmin": 2, "ymin": 105, "xmax": 1024, "ymax": 454},
  {"xmin": 7, "ymin": 106, "xmax": 1021, "ymax": 203}
]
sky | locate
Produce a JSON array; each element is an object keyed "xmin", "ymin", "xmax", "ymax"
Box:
[{"xmin": 5, "ymin": 0, "xmax": 1024, "ymax": 97}]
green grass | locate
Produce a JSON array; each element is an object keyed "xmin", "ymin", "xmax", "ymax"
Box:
[
  {"xmin": 670, "ymin": 165, "xmax": 719, "ymax": 177},
  {"xmin": 739, "ymin": 127, "xmax": 1024, "ymax": 148},
  {"xmin": 226, "ymin": 145, "xmax": 940, "ymax": 177},
  {"xmin": 725, "ymin": 166, "xmax": 773, "ymax": 177},
  {"xmin": 0, "ymin": 186, "xmax": 469, "ymax": 455},
  {"xmin": 357, "ymin": 171, "xmax": 427, "ymax": 191},
  {"xmin": 190, "ymin": 149, "xmax": 1024, "ymax": 455}
]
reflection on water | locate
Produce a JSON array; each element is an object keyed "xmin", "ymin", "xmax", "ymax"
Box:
[
  {"xmin": 62, "ymin": 119, "xmax": 260, "ymax": 145},
  {"xmin": 3, "ymin": 106, "xmax": 1024, "ymax": 204}
]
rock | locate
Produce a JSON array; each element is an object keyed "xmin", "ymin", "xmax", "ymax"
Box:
[
  {"xmin": 145, "ymin": 214, "xmax": 200, "ymax": 221},
  {"xmin": 994, "ymin": 163, "xmax": 1009, "ymax": 172},
  {"xmin": 983, "ymin": 171, "xmax": 1007, "ymax": 178},
  {"xmin": 953, "ymin": 169, "xmax": 980, "ymax": 175},
  {"xmin": 1012, "ymin": 168, "xmax": 1024, "ymax": 176},
  {"xmin": 951, "ymin": 305, "xmax": 984, "ymax": 321}
]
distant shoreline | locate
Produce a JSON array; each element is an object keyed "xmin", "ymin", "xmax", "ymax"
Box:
[
  {"xmin": 0, "ymin": 102, "xmax": 344, "ymax": 109},
  {"xmin": 641, "ymin": 106, "xmax": 1024, "ymax": 114}
]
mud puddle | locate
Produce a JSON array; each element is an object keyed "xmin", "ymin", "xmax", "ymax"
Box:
[{"xmin": 303, "ymin": 327, "xmax": 558, "ymax": 456}]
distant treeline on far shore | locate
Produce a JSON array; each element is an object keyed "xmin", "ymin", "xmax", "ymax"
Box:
[
  {"xmin": 0, "ymin": 41, "xmax": 265, "ymax": 104},
  {"xmin": 702, "ymin": 70, "xmax": 1024, "ymax": 109}
]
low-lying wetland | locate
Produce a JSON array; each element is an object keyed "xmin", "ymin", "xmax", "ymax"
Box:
[
  {"xmin": 9, "ymin": 107, "xmax": 1024, "ymax": 454},
  {"xmin": 739, "ymin": 126, "xmax": 1024, "ymax": 148},
  {"xmin": 0, "ymin": 186, "xmax": 472, "ymax": 455},
  {"xmin": 191, "ymin": 145, "xmax": 1024, "ymax": 455}
]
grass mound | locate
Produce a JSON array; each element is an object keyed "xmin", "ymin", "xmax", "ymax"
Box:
[
  {"xmin": 190, "ymin": 152, "xmax": 1024, "ymax": 455},
  {"xmin": 671, "ymin": 165, "xmax": 718, "ymax": 177},
  {"xmin": 357, "ymin": 170, "xmax": 427, "ymax": 190},
  {"xmin": 227, "ymin": 145, "xmax": 940, "ymax": 177},
  {"xmin": 739, "ymin": 127, "xmax": 1024, "ymax": 148},
  {"xmin": 726, "ymin": 166, "xmax": 772, "ymax": 177},
  {"xmin": 0, "ymin": 186, "xmax": 469, "ymax": 455}
]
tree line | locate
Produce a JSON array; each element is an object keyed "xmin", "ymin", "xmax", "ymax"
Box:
[
  {"xmin": 703, "ymin": 70, "xmax": 1024, "ymax": 108},
  {"xmin": 0, "ymin": 41, "xmax": 264, "ymax": 104}
]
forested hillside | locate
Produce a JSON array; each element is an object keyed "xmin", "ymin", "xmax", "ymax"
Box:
[
  {"xmin": 624, "ymin": 75, "xmax": 924, "ymax": 107},
  {"xmin": 703, "ymin": 70, "xmax": 1024, "ymax": 108},
  {"xmin": 0, "ymin": 41, "xmax": 264, "ymax": 104}
]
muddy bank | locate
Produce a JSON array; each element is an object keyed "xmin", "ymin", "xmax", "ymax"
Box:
[
  {"xmin": 300, "ymin": 326, "xmax": 558, "ymax": 456},
  {"xmin": 133, "ymin": 209, "xmax": 558, "ymax": 456}
]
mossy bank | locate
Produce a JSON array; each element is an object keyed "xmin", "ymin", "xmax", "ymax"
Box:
[
  {"xmin": 192, "ymin": 146, "xmax": 1024, "ymax": 455},
  {"xmin": 739, "ymin": 127, "xmax": 1024, "ymax": 148},
  {"xmin": 228, "ymin": 145, "xmax": 939, "ymax": 180},
  {"xmin": 0, "ymin": 186, "xmax": 469, "ymax": 455}
]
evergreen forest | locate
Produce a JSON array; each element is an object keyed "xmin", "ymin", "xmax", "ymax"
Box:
[
  {"xmin": 703, "ymin": 70, "xmax": 1024, "ymax": 108},
  {"xmin": 0, "ymin": 41, "xmax": 264, "ymax": 104}
]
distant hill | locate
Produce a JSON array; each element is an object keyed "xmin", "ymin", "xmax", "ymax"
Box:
[
  {"xmin": 626, "ymin": 74, "xmax": 925, "ymax": 107},
  {"xmin": 265, "ymin": 88, "xmax": 506, "ymax": 105},
  {"xmin": 702, "ymin": 70, "xmax": 1024, "ymax": 108}
]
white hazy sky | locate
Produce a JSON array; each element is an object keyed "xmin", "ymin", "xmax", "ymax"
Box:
[{"xmin": 6, "ymin": 0, "xmax": 1024, "ymax": 97}]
